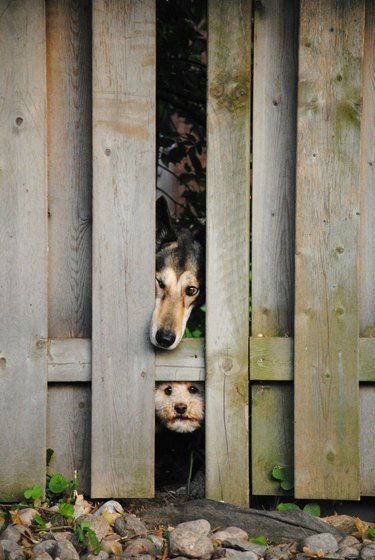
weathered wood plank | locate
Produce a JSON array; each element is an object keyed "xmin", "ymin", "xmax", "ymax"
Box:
[
  {"xmin": 48, "ymin": 339, "xmax": 91, "ymax": 382},
  {"xmin": 0, "ymin": 0, "xmax": 48, "ymax": 501},
  {"xmin": 295, "ymin": 0, "xmax": 364, "ymax": 500},
  {"xmin": 47, "ymin": 338, "xmax": 204, "ymax": 382},
  {"xmin": 250, "ymin": 337, "xmax": 293, "ymax": 381},
  {"xmin": 252, "ymin": 385, "xmax": 293, "ymax": 495},
  {"xmin": 360, "ymin": 386, "xmax": 375, "ymax": 496},
  {"xmin": 359, "ymin": 0, "xmax": 375, "ymax": 336},
  {"xmin": 47, "ymin": 384, "xmax": 91, "ymax": 495},
  {"xmin": 252, "ymin": 0, "xmax": 298, "ymax": 338},
  {"xmin": 46, "ymin": 0, "xmax": 92, "ymax": 338},
  {"xmin": 206, "ymin": 0, "xmax": 251, "ymax": 506},
  {"xmin": 91, "ymin": 0, "xmax": 156, "ymax": 497}
]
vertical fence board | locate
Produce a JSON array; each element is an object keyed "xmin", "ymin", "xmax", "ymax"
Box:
[
  {"xmin": 252, "ymin": 0, "xmax": 298, "ymax": 339},
  {"xmin": 0, "ymin": 0, "xmax": 48, "ymax": 501},
  {"xmin": 251, "ymin": 0, "xmax": 298, "ymax": 497},
  {"xmin": 206, "ymin": 0, "xmax": 251, "ymax": 506},
  {"xmin": 91, "ymin": 0, "xmax": 156, "ymax": 497},
  {"xmin": 360, "ymin": 387, "xmax": 375, "ymax": 496},
  {"xmin": 47, "ymin": 0, "xmax": 92, "ymax": 338},
  {"xmin": 295, "ymin": 0, "xmax": 364, "ymax": 499},
  {"xmin": 359, "ymin": 0, "xmax": 375, "ymax": 336},
  {"xmin": 252, "ymin": 385, "xmax": 293, "ymax": 495},
  {"xmin": 47, "ymin": 385, "xmax": 91, "ymax": 495}
]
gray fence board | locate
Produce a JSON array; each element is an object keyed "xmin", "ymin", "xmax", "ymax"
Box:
[
  {"xmin": 91, "ymin": 0, "xmax": 156, "ymax": 497},
  {"xmin": 0, "ymin": 0, "xmax": 48, "ymax": 501},
  {"xmin": 47, "ymin": 0, "xmax": 92, "ymax": 339},
  {"xmin": 206, "ymin": 0, "xmax": 251, "ymax": 506},
  {"xmin": 295, "ymin": 0, "xmax": 364, "ymax": 500}
]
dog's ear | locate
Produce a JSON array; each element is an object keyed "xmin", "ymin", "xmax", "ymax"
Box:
[{"xmin": 156, "ymin": 196, "xmax": 177, "ymax": 250}]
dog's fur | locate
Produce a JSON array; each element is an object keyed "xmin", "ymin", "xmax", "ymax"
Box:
[
  {"xmin": 150, "ymin": 197, "xmax": 204, "ymax": 350},
  {"xmin": 155, "ymin": 381, "xmax": 205, "ymax": 433}
]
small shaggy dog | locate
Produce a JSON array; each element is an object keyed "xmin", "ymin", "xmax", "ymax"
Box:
[
  {"xmin": 155, "ymin": 381, "xmax": 205, "ymax": 492},
  {"xmin": 155, "ymin": 381, "xmax": 205, "ymax": 433}
]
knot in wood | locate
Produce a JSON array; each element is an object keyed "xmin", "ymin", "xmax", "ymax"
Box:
[{"xmin": 221, "ymin": 356, "xmax": 233, "ymax": 373}]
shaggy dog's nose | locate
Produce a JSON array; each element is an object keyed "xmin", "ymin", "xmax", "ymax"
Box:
[
  {"xmin": 174, "ymin": 403, "xmax": 187, "ymax": 415},
  {"xmin": 155, "ymin": 329, "xmax": 176, "ymax": 348}
]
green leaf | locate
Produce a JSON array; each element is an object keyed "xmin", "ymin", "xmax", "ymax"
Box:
[
  {"xmin": 48, "ymin": 473, "xmax": 70, "ymax": 494},
  {"xmin": 33, "ymin": 513, "xmax": 46, "ymax": 528},
  {"xmin": 249, "ymin": 536, "xmax": 267, "ymax": 545},
  {"xmin": 271, "ymin": 465, "xmax": 294, "ymax": 490},
  {"xmin": 276, "ymin": 502, "xmax": 300, "ymax": 512},
  {"xmin": 58, "ymin": 502, "xmax": 74, "ymax": 519},
  {"xmin": 87, "ymin": 528, "xmax": 101, "ymax": 555},
  {"xmin": 24, "ymin": 485, "xmax": 43, "ymax": 501},
  {"xmin": 368, "ymin": 526, "xmax": 375, "ymax": 540},
  {"xmin": 303, "ymin": 503, "xmax": 321, "ymax": 517}
]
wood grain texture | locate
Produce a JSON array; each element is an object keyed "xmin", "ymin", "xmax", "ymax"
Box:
[
  {"xmin": 206, "ymin": 0, "xmax": 251, "ymax": 506},
  {"xmin": 252, "ymin": 385, "xmax": 293, "ymax": 495},
  {"xmin": 250, "ymin": 337, "xmax": 293, "ymax": 381},
  {"xmin": 359, "ymin": 0, "xmax": 375, "ymax": 336},
  {"xmin": 48, "ymin": 338, "xmax": 91, "ymax": 382},
  {"xmin": 360, "ymin": 386, "xmax": 375, "ymax": 496},
  {"xmin": 294, "ymin": 0, "xmax": 364, "ymax": 500},
  {"xmin": 0, "ymin": 0, "xmax": 48, "ymax": 501},
  {"xmin": 47, "ymin": 384, "xmax": 91, "ymax": 495},
  {"xmin": 91, "ymin": 0, "xmax": 156, "ymax": 497},
  {"xmin": 47, "ymin": 0, "xmax": 92, "ymax": 338},
  {"xmin": 252, "ymin": 0, "xmax": 298, "ymax": 337}
]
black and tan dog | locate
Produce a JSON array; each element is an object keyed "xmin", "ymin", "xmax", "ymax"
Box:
[{"xmin": 150, "ymin": 196, "xmax": 204, "ymax": 350}]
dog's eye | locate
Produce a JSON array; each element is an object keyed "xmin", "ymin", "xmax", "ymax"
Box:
[
  {"xmin": 164, "ymin": 386, "xmax": 172, "ymax": 396},
  {"xmin": 188, "ymin": 385, "xmax": 199, "ymax": 394},
  {"xmin": 185, "ymin": 286, "xmax": 199, "ymax": 297},
  {"xmin": 156, "ymin": 278, "xmax": 165, "ymax": 289}
]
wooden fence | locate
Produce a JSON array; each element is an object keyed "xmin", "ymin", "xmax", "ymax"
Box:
[{"xmin": 0, "ymin": 0, "xmax": 374, "ymax": 507}]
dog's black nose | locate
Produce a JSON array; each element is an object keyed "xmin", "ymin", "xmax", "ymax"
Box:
[
  {"xmin": 155, "ymin": 329, "xmax": 176, "ymax": 348},
  {"xmin": 175, "ymin": 403, "xmax": 187, "ymax": 415}
]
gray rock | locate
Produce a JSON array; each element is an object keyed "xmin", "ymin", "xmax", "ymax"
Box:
[
  {"xmin": 264, "ymin": 544, "xmax": 291, "ymax": 560},
  {"xmin": 123, "ymin": 538, "xmax": 158, "ymax": 557},
  {"xmin": 222, "ymin": 538, "xmax": 266, "ymax": 556},
  {"xmin": 213, "ymin": 528, "xmax": 249, "ymax": 543},
  {"xmin": 18, "ymin": 508, "xmax": 38, "ymax": 527},
  {"xmin": 114, "ymin": 514, "xmax": 148, "ymax": 538},
  {"xmin": 169, "ymin": 519, "xmax": 214, "ymax": 560},
  {"xmin": 33, "ymin": 553, "xmax": 54, "ymax": 560},
  {"xmin": 32, "ymin": 540, "xmax": 56, "ymax": 556},
  {"xmin": 339, "ymin": 536, "xmax": 361, "ymax": 548},
  {"xmin": 0, "ymin": 540, "xmax": 23, "ymax": 555},
  {"xmin": 76, "ymin": 514, "xmax": 108, "ymax": 542},
  {"xmin": 0, "ymin": 526, "xmax": 27, "ymax": 543},
  {"xmin": 300, "ymin": 533, "xmax": 339, "ymax": 555},
  {"xmin": 82, "ymin": 552, "xmax": 110, "ymax": 560},
  {"xmin": 138, "ymin": 499, "xmax": 343, "ymax": 542},
  {"xmin": 6, "ymin": 551, "xmax": 25, "ymax": 560},
  {"xmin": 0, "ymin": 543, "xmax": 4, "ymax": 560},
  {"xmin": 147, "ymin": 534, "xmax": 164, "ymax": 555},
  {"xmin": 360, "ymin": 543, "xmax": 375, "ymax": 559},
  {"xmin": 223, "ymin": 550, "xmax": 258, "ymax": 560},
  {"xmin": 338, "ymin": 546, "xmax": 360, "ymax": 558},
  {"xmin": 94, "ymin": 501, "xmax": 124, "ymax": 516},
  {"xmin": 54, "ymin": 540, "xmax": 80, "ymax": 560}
]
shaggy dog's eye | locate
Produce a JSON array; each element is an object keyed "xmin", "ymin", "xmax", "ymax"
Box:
[
  {"xmin": 164, "ymin": 386, "xmax": 172, "ymax": 396},
  {"xmin": 156, "ymin": 278, "xmax": 165, "ymax": 289},
  {"xmin": 188, "ymin": 385, "xmax": 199, "ymax": 394},
  {"xmin": 185, "ymin": 286, "xmax": 199, "ymax": 297}
]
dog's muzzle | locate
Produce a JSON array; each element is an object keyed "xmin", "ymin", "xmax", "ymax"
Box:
[{"xmin": 155, "ymin": 329, "xmax": 176, "ymax": 349}]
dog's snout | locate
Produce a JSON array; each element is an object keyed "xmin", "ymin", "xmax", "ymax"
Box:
[
  {"xmin": 174, "ymin": 403, "xmax": 187, "ymax": 415},
  {"xmin": 155, "ymin": 329, "xmax": 176, "ymax": 348}
]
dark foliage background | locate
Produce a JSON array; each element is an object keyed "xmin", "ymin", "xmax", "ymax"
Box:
[{"xmin": 156, "ymin": 0, "xmax": 207, "ymax": 337}]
